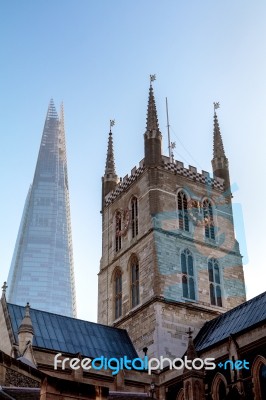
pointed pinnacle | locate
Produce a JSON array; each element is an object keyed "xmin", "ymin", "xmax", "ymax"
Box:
[
  {"xmin": 186, "ymin": 335, "xmax": 198, "ymax": 361},
  {"xmin": 184, "ymin": 329, "xmax": 200, "ymax": 372},
  {"xmin": 18, "ymin": 302, "xmax": 34, "ymax": 335},
  {"xmin": 25, "ymin": 302, "xmax": 31, "ymax": 317},
  {"xmin": 146, "ymin": 84, "xmax": 160, "ymax": 131},
  {"xmin": 105, "ymin": 131, "xmax": 116, "ymax": 176},
  {"xmin": 213, "ymin": 112, "xmax": 226, "ymax": 159},
  {"xmin": 1, "ymin": 281, "xmax": 7, "ymax": 298}
]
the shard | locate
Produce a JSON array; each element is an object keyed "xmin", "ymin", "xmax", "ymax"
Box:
[{"xmin": 7, "ymin": 100, "xmax": 76, "ymax": 317}]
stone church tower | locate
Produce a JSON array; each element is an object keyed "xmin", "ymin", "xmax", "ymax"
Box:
[{"xmin": 98, "ymin": 81, "xmax": 246, "ymax": 359}]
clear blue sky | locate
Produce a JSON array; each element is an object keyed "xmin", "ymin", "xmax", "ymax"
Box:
[{"xmin": 1, "ymin": 0, "xmax": 265, "ymax": 321}]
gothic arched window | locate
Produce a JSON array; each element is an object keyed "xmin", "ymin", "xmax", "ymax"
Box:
[
  {"xmin": 218, "ymin": 380, "xmax": 227, "ymax": 400},
  {"xmin": 131, "ymin": 256, "xmax": 139, "ymax": 307},
  {"xmin": 203, "ymin": 199, "xmax": 215, "ymax": 239},
  {"xmin": 177, "ymin": 191, "xmax": 189, "ymax": 232},
  {"xmin": 208, "ymin": 258, "xmax": 222, "ymax": 307},
  {"xmin": 131, "ymin": 197, "xmax": 138, "ymax": 238},
  {"xmin": 211, "ymin": 373, "xmax": 228, "ymax": 400},
  {"xmin": 114, "ymin": 269, "xmax": 122, "ymax": 319},
  {"xmin": 194, "ymin": 381, "xmax": 202, "ymax": 400},
  {"xmin": 181, "ymin": 249, "xmax": 195, "ymax": 300},
  {"xmin": 176, "ymin": 388, "xmax": 184, "ymax": 400},
  {"xmin": 185, "ymin": 382, "xmax": 192, "ymax": 400},
  {"xmin": 259, "ymin": 364, "xmax": 266, "ymax": 399},
  {"xmin": 252, "ymin": 355, "xmax": 266, "ymax": 400},
  {"xmin": 115, "ymin": 211, "xmax": 122, "ymax": 252}
]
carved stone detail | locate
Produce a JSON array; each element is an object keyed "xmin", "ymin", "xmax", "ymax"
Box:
[{"xmin": 5, "ymin": 368, "xmax": 39, "ymax": 388}]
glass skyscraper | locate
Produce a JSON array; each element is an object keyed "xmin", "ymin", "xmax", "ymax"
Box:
[{"xmin": 7, "ymin": 100, "xmax": 76, "ymax": 317}]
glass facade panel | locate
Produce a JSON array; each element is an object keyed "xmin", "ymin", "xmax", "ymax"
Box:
[{"xmin": 7, "ymin": 101, "xmax": 76, "ymax": 317}]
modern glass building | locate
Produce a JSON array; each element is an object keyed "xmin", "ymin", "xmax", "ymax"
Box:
[{"xmin": 7, "ymin": 100, "xmax": 76, "ymax": 317}]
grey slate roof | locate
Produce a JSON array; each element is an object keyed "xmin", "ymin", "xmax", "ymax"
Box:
[
  {"xmin": 195, "ymin": 291, "xmax": 266, "ymax": 352},
  {"xmin": 7, "ymin": 303, "xmax": 138, "ymax": 360},
  {"xmin": 0, "ymin": 387, "xmax": 40, "ymax": 400}
]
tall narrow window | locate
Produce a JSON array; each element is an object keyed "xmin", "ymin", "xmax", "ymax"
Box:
[
  {"xmin": 203, "ymin": 199, "xmax": 215, "ymax": 239},
  {"xmin": 181, "ymin": 249, "xmax": 195, "ymax": 300},
  {"xmin": 218, "ymin": 380, "xmax": 227, "ymax": 400},
  {"xmin": 208, "ymin": 258, "xmax": 222, "ymax": 307},
  {"xmin": 114, "ymin": 269, "xmax": 122, "ymax": 319},
  {"xmin": 178, "ymin": 192, "xmax": 189, "ymax": 232},
  {"xmin": 259, "ymin": 364, "xmax": 266, "ymax": 398},
  {"xmin": 131, "ymin": 197, "xmax": 138, "ymax": 238},
  {"xmin": 131, "ymin": 256, "xmax": 139, "ymax": 307},
  {"xmin": 115, "ymin": 211, "xmax": 122, "ymax": 252}
]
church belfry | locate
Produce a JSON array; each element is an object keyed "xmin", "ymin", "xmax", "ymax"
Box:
[{"xmin": 98, "ymin": 80, "xmax": 246, "ymax": 359}]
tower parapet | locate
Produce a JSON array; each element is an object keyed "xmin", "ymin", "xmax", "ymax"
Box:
[{"xmin": 104, "ymin": 157, "xmax": 224, "ymax": 208}]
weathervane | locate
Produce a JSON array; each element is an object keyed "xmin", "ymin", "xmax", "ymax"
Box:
[
  {"xmin": 213, "ymin": 102, "xmax": 220, "ymax": 114},
  {"xmin": 170, "ymin": 141, "xmax": 176, "ymax": 163},
  {"xmin": 109, "ymin": 119, "xmax": 115, "ymax": 133},
  {"xmin": 150, "ymin": 74, "xmax": 156, "ymax": 85}
]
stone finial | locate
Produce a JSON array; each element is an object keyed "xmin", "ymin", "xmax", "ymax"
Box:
[
  {"xmin": 1, "ymin": 281, "xmax": 7, "ymax": 297},
  {"xmin": 18, "ymin": 302, "xmax": 35, "ymax": 360},
  {"xmin": 185, "ymin": 327, "xmax": 198, "ymax": 365},
  {"xmin": 143, "ymin": 346, "xmax": 148, "ymax": 356},
  {"xmin": 18, "ymin": 302, "xmax": 34, "ymax": 336},
  {"xmin": 186, "ymin": 327, "xmax": 193, "ymax": 339},
  {"xmin": 25, "ymin": 302, "xmax": 30, "ymax": 317}
]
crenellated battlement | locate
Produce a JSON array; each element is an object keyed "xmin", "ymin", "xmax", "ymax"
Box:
[
  {"xmin": 105, "ymin": 159, "xmax": 145, "ymax": 206},
  {"xmin": 162, "ymin": 155, "xmax": 224, "ymax": 191},
  {"xmin": 104, "ymin": 156, "xmax": 224, "ymax": 207}
]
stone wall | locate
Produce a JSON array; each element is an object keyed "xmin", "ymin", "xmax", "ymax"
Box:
[
  {"xmin": 0, "ymin": 297, "xmax": 12, "ymax": 356},
  {"xmin": 116, "ymin": 298, "xmax": 220, "ymax": 359}
]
